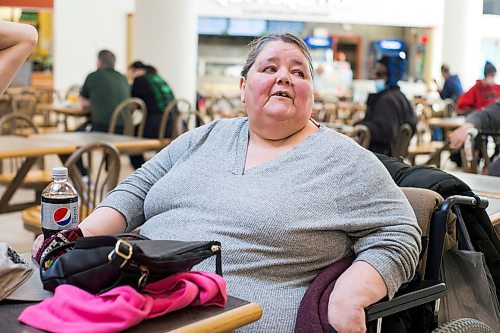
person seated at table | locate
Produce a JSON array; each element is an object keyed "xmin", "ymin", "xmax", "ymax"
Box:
[
  {"xmin": 438, "ymin": 64, "xmax": 463, "ymax": 102},
  {"xmin": 450, "ymin": 99, "xmax": 500, "ymax": 176},
  {"xmin": 34, "ymin": 33, "xmax": 421, "ymax": 333},
  {"xmin": 78, "ymin": 49, "xmax": 130, "ymax": 133},
  {"xmin": 0, "ymin": 20, "xmax": 38, "ymax": 95},
  {"xmin": 127, "ymin": 61, "xmax": 177, "ymax": 169},
  {"xmin": 457, "ymin": 61, "xmax": 500, "ymax": 114},
  {"xmin": 353, "ymin": 56, "xmax": 417, "ymax": 156}
]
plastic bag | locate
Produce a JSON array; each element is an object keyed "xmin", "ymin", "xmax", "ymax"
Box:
[{"xmin": 439, "ymin": 247, "xmax": 500, "ymax": 332}]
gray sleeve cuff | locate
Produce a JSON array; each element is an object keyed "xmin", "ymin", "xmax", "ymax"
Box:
[{"xmin": 96, "ymin": 189, "xmax": 146, "ymax": 232}]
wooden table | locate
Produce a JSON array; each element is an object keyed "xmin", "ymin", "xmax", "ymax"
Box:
[
  {"xmin": 0, "ymin": 133, "xmax": 161, "ymax": 213},
  {"xmin": 31, "ymin": 132, "xmax": 161, "ymax": 155},
  {"xmin": 427, "ymin": 117, "xmax": 465, "ymax": 130},
  {"xmin": 449, "ymin": 171, "xmax": 500, "ymax": 215},
  {"xmin": 0, "ymin": 296, "xmax": 262, "ymax": 333},
  {"xmin": 36, "ymin": 103, "xmax": 90, "ymax": 131}
]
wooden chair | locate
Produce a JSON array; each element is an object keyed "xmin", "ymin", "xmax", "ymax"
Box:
[
  {"xmin": 108, "ymin": 97, "xmax": 147, "ymax": 137},
  {"xmin": 173, "ymin": 108, "xmax": 205, "ymax": 140},
  {"xmin": 22, "ymin": 142, "xmax": 121, "ymax": 235},
  {"xmin": 349, "ymin": 124, "xmax": 371, "ymax": 149},
  {"xmin": 0, "ymin": 113, "xmax": 52, "ymax": 201},
  {"xmin": 64, "ymin": 85, "xmax": 81, "ymax": 101},
  {"xmin": 158, "ymin": 99, "xmax": 192, "ymax": 145},
  {"xmin": 390, "ymin": 123, "xmax": 414, "ymax": 159},
  {"xmin": 10, "ymin": 93, "xmax": 37, "ymax": 118}
]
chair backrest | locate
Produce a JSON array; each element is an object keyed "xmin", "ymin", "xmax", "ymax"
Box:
[
  {"xmin": 0, "ymin": 113, "xmax": 42, "ymax": 173},
  {"xmin": 0, "ymin": 112, "xmax": 39, "ymax": 136},
  {"xmin": 10, "ymin": 93, "xmax": 37, "ymax": 117},
  {"xmin": 108, "ymin": 98, "xmax": 148, "ymax": 137},
  {"xmin": 158, "ymin": 98, "xmax": 192, "ymax": 142},
  {"xmin": 401, "ymin": 187, "xmax": 455, "ymax": 280},
  {"xmin": 390, "ymin": 123, "xmax": 414, "ymax": 159},
  {"xmin": 349, "ymin": 124, "xmax": 371, "ymax": 149},
  {"xmin": 173, "ymin": 108, "xmax": 205, "ymax": 140},
  {"xmin": 64, "ymin": 142, "xmax": 121, "ymax": 220},
  {"xmin": 64, "ymin": 85, "xmax": 81, "ymax": 101}
]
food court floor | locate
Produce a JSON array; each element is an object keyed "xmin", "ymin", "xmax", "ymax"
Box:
[{"xmin": 0, "ymin": 151, "xmax": 460, "ymax": 254}]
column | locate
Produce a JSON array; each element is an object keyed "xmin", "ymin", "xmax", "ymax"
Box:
[
  {"xmin": 441, "ymin": 0, "xmax": 483, "ymax": 89},
  {"xmin": 133, "ymin": 0, "xmax": 198, "ymax": 106}
]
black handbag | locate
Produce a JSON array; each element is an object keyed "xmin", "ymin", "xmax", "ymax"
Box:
[{"xmin": 40, "ymin": 233, "xmax": 222, "ymax": 295}]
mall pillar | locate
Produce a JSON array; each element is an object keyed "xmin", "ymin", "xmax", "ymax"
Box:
[
  {"xmin": 441, "ymin": 0, "xmax": 483, "ymax": 89},
  {"xmin": 133, "ymin": 0, "xmax": 198, "ymax": 106}
]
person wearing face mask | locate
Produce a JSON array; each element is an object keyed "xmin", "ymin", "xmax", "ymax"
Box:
[
  {"xmin": 457, "ymin": 61, "xmax": 500, "ymax": 114},
  {"xmin": 33, "ymin": 33, "xmax": 420, "ymax": 333},
  {"xmin": 353, "ymin": 56, "xmax": 417, "ymax": 155}
]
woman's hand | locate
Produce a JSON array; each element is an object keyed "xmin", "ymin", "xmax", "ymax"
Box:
[
  {"xmin": 327, "ymin": 261, "xmax": 387, "ymax": 333},
  {"xmin": 31, "ymin": 234, "xmax": 44, "ymax": 261},
  {"xmin": 328, "ymin": 297, "xmax": 366, "ymax": 333}
]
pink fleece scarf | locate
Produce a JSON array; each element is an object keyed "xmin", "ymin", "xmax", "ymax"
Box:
[{"xmin": 18, "ymin": 271, "xmax": 226, "ymax": 333}]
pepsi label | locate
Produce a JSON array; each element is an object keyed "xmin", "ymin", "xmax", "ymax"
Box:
[{"xmin": 41, "ymin": 196, "xmax": 78, "ymax": 237}]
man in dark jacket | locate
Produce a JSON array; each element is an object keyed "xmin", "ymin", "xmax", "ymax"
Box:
[{"xmin": 354, "ymin": 56, "xmax": 417, "ymax": 155}]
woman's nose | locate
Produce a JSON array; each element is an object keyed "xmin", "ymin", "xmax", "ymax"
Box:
[{"xmin": 276, "ymin": 70, "xmax": 291, "ymax": 85}]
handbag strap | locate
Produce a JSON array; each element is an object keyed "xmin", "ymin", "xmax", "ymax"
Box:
[
  {"xmin": 40, "ymin": 242, "xmax": 76, "ymax": 270},
  {"xmin": 215, "ymin": 250, "xmax": 222, "ymax": 277},
  {"xmin": 114, "ymin": 233, "xmax": 149, "ymax": 240}
]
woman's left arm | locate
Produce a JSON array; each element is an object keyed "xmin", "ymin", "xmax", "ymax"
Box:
[
  {"xmin": 326, "ymin": 146, "xmax": 421, "ymax": 333},
  {"xmin": 328, "ymin": 261, "xmax": 387, "ymax": 333}
]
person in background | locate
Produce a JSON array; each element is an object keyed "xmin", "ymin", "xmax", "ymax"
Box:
[
  {"xmin": 457, "ymin": 61, "xmax": 500, "ymax": 113},
  {"xmin": 353, "ymin": 56, "xmax": 417, "ymax": 156},
  {"xmin": 439, "ymin": 64, "xmax": 463, "ymax": 102},
  {"xmin": 34, "ymin": 33, "xmax": 421, "ymax": 333},
  {"xmin": 78, "ymin": 49, "xmax": 130, "ymax": 133},
  {"xmin": 127, "ymin": 61, "xmax": 177, "ymax": 169},
  {"xmin": 450, "ymin": 100, "xmax": 500, "ymax": 176},
  {"xmin": 0, "ymin": 20, "xmax": 38, "ymax": 95}
]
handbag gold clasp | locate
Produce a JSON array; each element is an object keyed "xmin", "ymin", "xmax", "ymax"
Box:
[{"xmin": 108, "ymin": 239, "xmax": 133, "ymax": 268}]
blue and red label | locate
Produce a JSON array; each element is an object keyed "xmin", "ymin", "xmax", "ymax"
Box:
[
  {"xmin": 41, "ymin": 201, "xmax": 79, "ymax": 231},
  {"xmin": 53, "ymin": 207, "xmax": 72, "ymax": 227}
]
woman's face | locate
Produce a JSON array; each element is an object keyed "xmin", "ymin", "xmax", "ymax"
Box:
[{"xmin": 240, "ymin": 40, "xmax": 314, "ymax": 139}]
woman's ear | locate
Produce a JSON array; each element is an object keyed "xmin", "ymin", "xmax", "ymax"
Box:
[{"xmin": 239, "ymin": 76, "xmax": 246, "ymax": 103}]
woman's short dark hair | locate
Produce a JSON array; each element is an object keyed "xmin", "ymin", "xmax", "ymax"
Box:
[{"xmin": 240, "ymin": 33, "xmax": 313, "ymax": 80}]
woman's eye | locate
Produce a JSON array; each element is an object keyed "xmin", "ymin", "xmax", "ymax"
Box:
[
  {"xmin": 293, "ymin": 70, "xmax": 305, "ymax": 78},
  {"xmin": 264, "ymin": 66, "xmax": 277, "ymax": 73}
]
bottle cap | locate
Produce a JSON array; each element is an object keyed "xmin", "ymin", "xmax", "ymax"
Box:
[{"xmin": 52, "ymin": 167, "xmax": 68, "ymax": 178}]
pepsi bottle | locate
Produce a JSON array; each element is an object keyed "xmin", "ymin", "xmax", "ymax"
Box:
[{"xmin": 41, "ymin": 167, "xmax": 79, "ymax": 239}]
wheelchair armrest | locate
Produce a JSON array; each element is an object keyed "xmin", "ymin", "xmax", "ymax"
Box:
[{"xmin": 365, "ymin": 280, "xmax": 446, "ymax": 322}]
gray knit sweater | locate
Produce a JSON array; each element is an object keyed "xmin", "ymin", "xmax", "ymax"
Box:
[
  {"xmin": 466, "ymin": 100, "xmax": 500, "ymax": 130},
  {"xmin": 99, "ymin": 118, "xmax": 421, "ymax": 332}
]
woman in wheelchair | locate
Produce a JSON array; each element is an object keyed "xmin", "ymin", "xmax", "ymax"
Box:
[{"xmin": 33, "ymin": 33, "xmax": 421, "ymax": 333}]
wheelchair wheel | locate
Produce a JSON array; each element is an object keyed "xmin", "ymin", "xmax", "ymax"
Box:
[{"xmin": 432, "ymin": 318, "xmax": 493, "ymax": 333}]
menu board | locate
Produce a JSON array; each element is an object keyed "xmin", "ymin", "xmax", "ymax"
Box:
[{"xmin": 227, "ymin": 18, "xmax": 267, "ymax": 37}]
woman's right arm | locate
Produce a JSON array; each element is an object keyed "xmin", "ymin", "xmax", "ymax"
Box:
[
  {"xmin": 0, "ymin": 21, "xmax": 38, "ymax": 95},
  {"xmin": 78, "ymin": 207, "xmax": 127, "ymax": 236}
]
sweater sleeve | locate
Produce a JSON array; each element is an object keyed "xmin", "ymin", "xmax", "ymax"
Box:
[
  {"xmin": 97, "ymin": 121, "xmax": 218, "ymax": 231},
  {"xmin": 465, "ymin": 101, "xmax": 500, "ymax": 130},
  {"xmin": 332, "ymin": 149, "xmax": 422, "ymax": 298}
]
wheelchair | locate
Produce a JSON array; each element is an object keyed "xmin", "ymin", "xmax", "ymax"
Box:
[{"xmin": 360, "ymin": 188, "xmax": 495, "ymax": 333}]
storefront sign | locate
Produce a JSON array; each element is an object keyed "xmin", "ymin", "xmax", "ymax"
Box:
[{"xmin": 198, "ymin": 0, "xmax": 444, "ymax": 28}]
